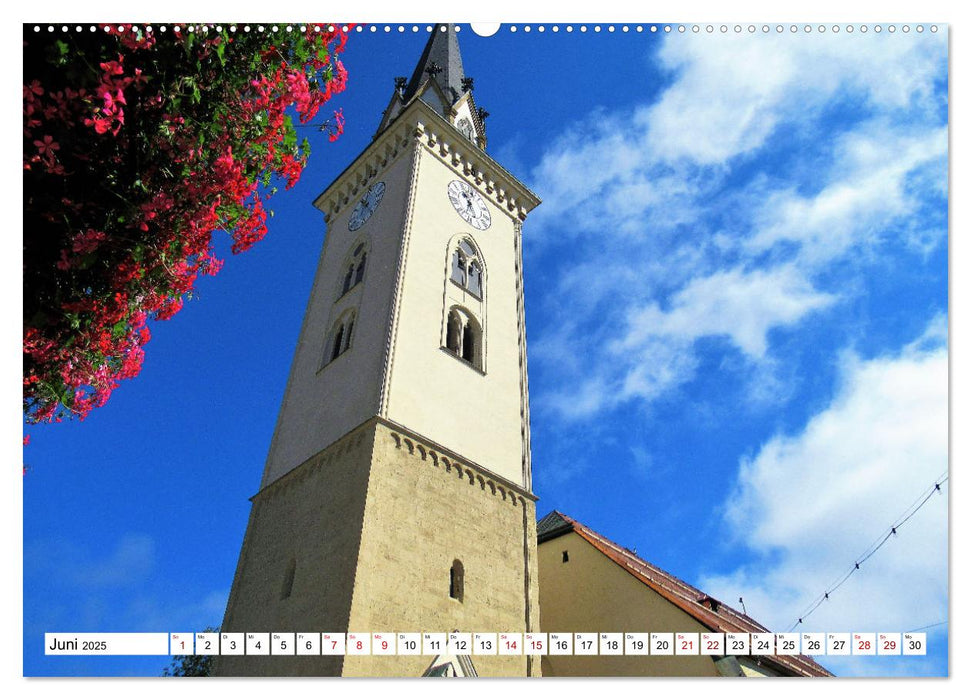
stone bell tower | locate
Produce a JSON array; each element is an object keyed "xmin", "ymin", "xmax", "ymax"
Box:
[{"xmin": 217, "ymin": 24, "xmax": 541, "ymax": 677}]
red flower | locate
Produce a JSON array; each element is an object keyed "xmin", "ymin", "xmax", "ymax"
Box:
[
  {"xmin": 33, "ymin": 135, "xmax": 59, "ymax": 157},
  {"xmin": 24, "ymin": 25, "xmax": 350, "ymax": 423}
]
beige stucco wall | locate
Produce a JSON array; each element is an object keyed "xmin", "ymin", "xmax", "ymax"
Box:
[
  {"xmin": 739, "ymin": 657, "xmax": 780, "ymax": 677},
  {"xmin": 262, "ymin": 112, "xmax": 530, "ymax": 491},
  {"xmin": 384, "ymin": 141, "xmax": 528, "ymax": 487},
  {"xmin": 342, "ymin": 420, "xmax": 539, "ymax": 677},
  {"xmin": 216, "ymin": 423, "xmax": 377, "ymax": 676},
  {"xmin": 217, "ymin": 419, "xmax": 540, "ymax": 677},
  {"xmin": 538, "ymin": 532, "xmax": 720, "ymax": 677},
  {"xmin": 260, "ymin": 146, "xmax": 416, "ymax": 488}
]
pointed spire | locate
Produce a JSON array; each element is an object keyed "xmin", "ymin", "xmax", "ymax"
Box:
[{"xmin": 402, "ymin": 24, "xmax": 467, "ymax": 112}]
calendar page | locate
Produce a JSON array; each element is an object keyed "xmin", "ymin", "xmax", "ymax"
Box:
[{"xmin": 20, "ymin": 1, "xmax": 950, "ymax": 685}]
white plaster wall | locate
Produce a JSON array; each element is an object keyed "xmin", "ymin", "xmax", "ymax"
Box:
[
  {"xmin": 261, "ymin": 150, "xmax": 416, "ymax": 487},
  {"xmin": 384, "ymin": 143, "xmax": 527, "ymax": 486}
]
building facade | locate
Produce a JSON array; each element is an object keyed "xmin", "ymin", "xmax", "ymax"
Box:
[
  {"xmin": 537, "ymin": 511, "xmax": 832, "ymax": 677},
  {"xmin": 216, "ymin": 25, "xmax": 542, "ymax": 677}
]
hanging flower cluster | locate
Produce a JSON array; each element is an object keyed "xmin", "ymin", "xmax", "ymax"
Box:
[{"xmin": 23, "ymin": 24, "xmax": 350, "ymax": 423}]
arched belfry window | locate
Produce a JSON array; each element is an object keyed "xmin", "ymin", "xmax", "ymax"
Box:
[
  {"xmin": 444, "ymin": 307, "xmax": 482, "ymax": 371},
  {"xmin": 442, "ymin": 236, "xmax": 485, "ymax": 372},
  {"xmin": 339, "ymin": 241, "xmax": 368, "ymax": 298},
  {"xmin": 450, "ymin": 238, "xmax": 483, "ymax": 299},
  {"xmin": 324, "ymin": 309, "xmax": 356, "ymax": 366},
  {"xmin": 449, "ymin": 559, "xmax": 465, "ymax": 602}
]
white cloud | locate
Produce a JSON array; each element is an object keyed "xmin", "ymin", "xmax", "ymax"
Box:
[
  {"xmin": 700, "ymin": 318, "xmax": 948, "ymax": 640},
  {"xmin": 527, "ymin": 31, "xmax": 947, "ymax": 421},
  {"xmin": 647, "ymin": 32, "xmax": 946, "ymax": 165},
  {"xmin": 617, "ymin": 265, "xmax": 836, "ymax": 358},
  {"xmin": 748, "ymin": 124, "xmax": 948, "ymax": 264}
]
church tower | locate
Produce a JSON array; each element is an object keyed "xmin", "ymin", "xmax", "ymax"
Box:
[{"xmin": 217, "ymin": 25, "xmax": 542, "ymax": 677}]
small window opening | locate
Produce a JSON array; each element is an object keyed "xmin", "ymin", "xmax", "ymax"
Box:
[
  {"xmin": 339, "ymin": 242, "xmax": 368, "ymax": 298},
  {"xmin": 331, "ymin": 324, "xmax": 345, "ymax": 361},
  {"xmin": 281, "ymin": 558, "xmax": 296, "ymax": 600},
  {"xmin": 342, "ymin": 266, "xmax": 354, "ymax": 296},
  {"xmin": 326, "ymin": 312, "xmax": 355, "ymax": 365},
  {"xmin": 444, "ymin": 308, "xmax": 482, "ymax": 371},
  {"xmin": 562, "ymin": 550, "xmax": 569, "ymax": 563},
  {"xmin": 450, "ymin": 239, "xmax": 483, "ymax": 299},
  {"xmin": 451, "ymin": 250, "xmax": 467, "ymax": 286},
  {"xmin": 449, "ymin": 559, "xmax": 465, "ymax": 602}
]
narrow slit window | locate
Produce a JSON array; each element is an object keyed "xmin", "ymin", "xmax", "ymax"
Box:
[
  {"xmin": 449, "ymin": 560, "xmax": 465, "ymax": 602},
  {"xmin": 339, "ymin": 241, "xmax": 368, "ymax": 299},
  {"xmin": 343, "ymin": 319, "xmax": 354, "ymax": 353},
  {"xmin": 342, "ymin": 267, "xmax": 354, "ymax": 296},
  {"xmin": 281, "ymin": 558, "xmax": 296, "ymax": 600},
  {"xmin": 331, "ymin": 324, "xmax": 345, "ymax": 361}
]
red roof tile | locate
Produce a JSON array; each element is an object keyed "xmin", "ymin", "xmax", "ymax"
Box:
[{"xmin": 541, "ymin": 511, "xmax": 833, "ymax": 677}]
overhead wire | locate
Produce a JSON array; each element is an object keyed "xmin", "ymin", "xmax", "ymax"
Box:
[{"xmin": 786, "ymin": 472, "xmax": 948, "ymax": 632}]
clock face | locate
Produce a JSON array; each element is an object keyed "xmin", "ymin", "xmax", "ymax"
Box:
[
  {"xmin": 447, "ymin": 180, "xmax": 491, "ymax": 231},
  {"xmin": 348, "ymin": 181, "xmax": 386, "ymax": 231}
]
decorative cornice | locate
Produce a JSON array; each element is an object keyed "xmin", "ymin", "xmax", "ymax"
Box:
[
  {"xmin": 313, "ymin": 98, "xmax": 541, "ymax": 226},
  {"xmin": 383, "ymin": 418, "xmax": 537, "ymax": 508},
  {"xmin": 411, "ymin": 99, "xmax": 540, "ymax": 222},
  {"xmin": 252, "ymin": 420, "xmax": 373, "ymax": 503},
  {"xmin": 251, "ymin": 416, "xmax": 537, "ymax": 509},
  {"xmin": 312, "ymin": 119, "xmax": 415, "ymax": 225}
]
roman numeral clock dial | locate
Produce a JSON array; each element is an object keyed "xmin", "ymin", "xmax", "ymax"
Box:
[
  {"xmin": 447, "ymin": 180, "xmax": 492, "ymax": 231},
  {"xmin": 348, "ymin": 181, "xmax": 386, "ymax": 231}
]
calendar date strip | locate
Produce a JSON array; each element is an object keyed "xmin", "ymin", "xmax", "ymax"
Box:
[{"xmin": 46, "ymin": 631, "xmax": 927, "ymax": 656}]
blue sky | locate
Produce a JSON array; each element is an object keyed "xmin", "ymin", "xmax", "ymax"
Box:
[{"xmin": 20, "ymin": 21, "xmax": 948, "ymax": 679}]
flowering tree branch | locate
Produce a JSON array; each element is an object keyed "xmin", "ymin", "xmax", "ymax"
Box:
[{"xmin": 23, "ymin": 24, "xmax": 350, "ymax": 423}]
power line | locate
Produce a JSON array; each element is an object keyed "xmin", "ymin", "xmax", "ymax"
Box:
[
  {"xmin": 787, "ymin": 472, "xmax": 948, "ymax": 632},
  {"xmin": 906, "ymin": 621, "xmax": 948, "ymax": 633}
]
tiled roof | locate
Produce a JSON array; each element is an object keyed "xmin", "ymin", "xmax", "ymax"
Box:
[{"xmin": 537, "ymin": 510, "xmax": 833, "ymax": 678}]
